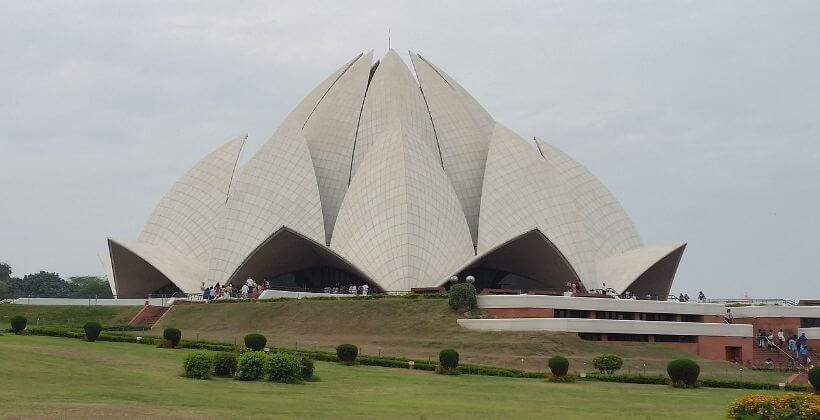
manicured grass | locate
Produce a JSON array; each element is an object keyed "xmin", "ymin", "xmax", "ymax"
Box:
[
  {"xmin": 0, "ymin": 305, "xmax": 140, "ymax": 327},
  {"xmin": 0, "ymin": 334, "xmax": 783, "ymax": 419}
]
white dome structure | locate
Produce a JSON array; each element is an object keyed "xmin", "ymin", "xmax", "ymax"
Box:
[{"xmin": 104, "ymin": 50, "xmax": 685, "ymax": 298}]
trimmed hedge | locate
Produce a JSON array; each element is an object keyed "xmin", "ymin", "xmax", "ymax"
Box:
[
  {"xmin": 582, "ymin": 373, "xmax": 813, "ymax": 392},
  {"xmin": 244, "ymin": 333, "xmax": 267, "ymax": 351},
  {"xmin": 237, "ymin": 351, "xmax": 267, "ymax": 381},
  {"xmin": 208, "ymin": 294, "xmax": 448, "ymax": 304},
  {"xmin": 163, "ymin": 328, "xmax": 182, "ymax": 348},
  {"xmin": 667, "ymin": 359, "xmax": 700, "ymax": 388},
  {"xmin": 548, "ymin": 356, "xmax": 569, "ymax": 377},
  {"xmin": 448, "ymin": 283, "xmax": 477, "ymax": 311},
  {"xmin": 83, "ymin": 322, "xmax": 102, "ymax": 342},
  {"xmin": 267, "ymin": 352, "xmax": 302, "ymax": 383},
  {"xmin": 213, "ymin": 352, "xmax": 238, "ymax": 377},
  {"xmin": 10, "ymin": 316, "xmax": 26, "ymax": 333},
  {"xmin": 336, "ymin": 344, "xmax": 358, "ymax": 365},
  {"xmin": 183, "ymin": 351, "xmax": 213, "ymax": 380},
  {"xmin": 592, "ymin": 354, "xmax": 623, "ymax": 374},
  {"xmin": 809, "ymin": 366, "xmax": 819, "ymax": 393}
]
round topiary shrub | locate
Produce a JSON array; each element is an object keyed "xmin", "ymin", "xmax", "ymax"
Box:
[
  {"xmin": 244, "ymin": 333, "xmax": 267, "ymax": 351},
  {"xmin": 266, "ymin": 352, "xmax": 302, "ymax": 383},
  {"xmin": 808, "ymin": 365, "xmax": 819, "ymax": 394},
  {"xmin": 548, "ymin": 355, "xmax": 569, "ymax": 377},
  {"xmin": 83, "ymin": 322, "xmax": 102, "ymax": 342},
  {"xmin": 439, "ymin": 349, "xmax": 459, "ymax": 369},
  {"xmin": 300, "ymin": 357, "xmax": 315, "ymax": 380},
  {"xmin": 183, "ymin": 351, "xmax": 213, "ymax": 380},
  {"xmin": 592, "ymin": 354, "xmax": 623, "ymax": 374},
  {"xmin": 10, "ymin": 316, "xmax": 26, "ymax": 333},
  {"xmin": 213, "ymin": 352, "xmax": 238, "ymax": 377},
  {"xmin": 667, "ymin": 359, "xmax": 700, "ymax": 388},
  {"xmin": 336, "ymin": 344, "xmax": 358, "ymax": 365},
  {"xmin": 237, "ymin": 351, "xmax": 267, "ymax": 381},
  {"xmin": 448, "ymin": 283, "xmax": 478, "ymax": 311},
  {"xmin": 163, "ymin": 327, "xmax": 182, "ymax": 348}
]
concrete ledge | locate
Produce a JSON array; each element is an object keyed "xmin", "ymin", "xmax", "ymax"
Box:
[
  {"xmin": 12, "ymin": 298, "xmax": 160, "ymax": 306},
  {"xmin": 730, "ymin": 306, "xmax": 820, "ymax": 318},
  {"xmin": 477, "ymin": 295, "xmax": 726, "ymax": 315},
  {"xmin": 457, "ymin": 317, "xmax": 754, "ymax": 337}
]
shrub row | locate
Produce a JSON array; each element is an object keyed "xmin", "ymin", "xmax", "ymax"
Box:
[{"xmin": 582, "ymin": 373, "xmax": 813, "ymax": 392}]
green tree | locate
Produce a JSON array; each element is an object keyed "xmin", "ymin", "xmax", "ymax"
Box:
[
  {"xmin": 0, "ymin": 279, "xmax": 8, "ymax": 298},
  {"xmin": 0, "ymin": 262, "xmax": 11, "ymax": 279},
  {"xmin": 10, "ymin": 271, "xmax": 72, "ymax": 297},
  {"xmin": 69, "ymin": 276, "xmax": 113, "ymax": 298}
]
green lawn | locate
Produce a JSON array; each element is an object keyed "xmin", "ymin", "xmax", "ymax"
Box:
[{"xmin": 0, "ymin": 334, "xmax": 781, "ymax": 419}]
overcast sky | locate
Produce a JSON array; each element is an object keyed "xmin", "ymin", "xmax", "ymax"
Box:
[{"xmin": 1, "ymin": 1, "xmax": 818, "ymax": 298}]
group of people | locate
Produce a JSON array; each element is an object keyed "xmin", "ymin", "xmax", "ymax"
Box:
[
  {"xmin": 323, "ymin": 284, "xmax": 369, "ymax": 295},
  {"xmin": 676, "ymin": 291, "xmax": 707, "ymax": 303},
  {"xmin": 201, "ymin": 278, "xmax": 271, "ymax": 300},
  {"xmin": 757, "ymin": 329, "xmax": 813, "ymax": 366}
]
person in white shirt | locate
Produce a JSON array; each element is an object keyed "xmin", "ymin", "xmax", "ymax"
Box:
[
  {"xmin": 362, "ymin": 284, "xmax": 369, "ymax": 296},
  {"xmin": 349, "ymin": 285, "xmax": 357, "ymax": 295},
  {"xmin": 777, "ymin": 329, "xmax": 786, "ymax": 348},
  {"xmin": 240, "ymin": 284, "xmax": 249, "ymax": 298}
]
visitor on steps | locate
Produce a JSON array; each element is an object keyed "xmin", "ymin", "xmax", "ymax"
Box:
[
  {"xmin": 777, "ymin": 329, "xmax": 785, "ymax": 348},
  {"xmin": 758, "ymin": 329, "xmax": 767, "ymax": 348},
  {"xmin": 767, "ymin": 330, "xmax": 775, "ymax": 351},
  {"xmin": 788, "ymin": 335, "xmax": 798, "ymax": 355},
  {"xmin": 723, "ymin": 309, "xmax": 733, "ymax": 324}
]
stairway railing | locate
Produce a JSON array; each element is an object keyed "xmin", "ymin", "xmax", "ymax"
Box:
[{"xmin": 757, "ymin": 337, "xmax": 805, "ymax": 370}]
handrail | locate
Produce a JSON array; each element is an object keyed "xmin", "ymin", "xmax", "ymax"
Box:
[{"xmin": 759, "ymin": 336, "xmax": 805, "ymax": 370}]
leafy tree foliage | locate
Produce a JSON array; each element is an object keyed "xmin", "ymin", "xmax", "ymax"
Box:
[
  {"xmin": 0, "ymin": 262, "xmax": 11, "ymax": 279},
  {"xmin": 2, "ymin": 267, "xmax": 112, "ymax": 298},
  {"xmin": 68, "ymin": 276, "xmax": 113, "ymax": 298}
]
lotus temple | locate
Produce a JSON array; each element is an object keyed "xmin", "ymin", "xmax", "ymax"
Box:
[{"xmin": 101, "ymin": 50, "xmax": 686, "ymax": 298}]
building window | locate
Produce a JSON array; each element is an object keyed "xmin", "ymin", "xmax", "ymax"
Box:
[
  {"xmin": 555, "ymin": 309, "xmax": 588, "ymax": 318},
  {"xmin": 654, "ymin": 335, "xmax": 697, "ymax": 343},
  {"xmin": 801, "ymin": 318, "xmax": 820, "ymax": 328},
  {"xmin": 639, "ymin": 313, "xmax": 674, "ymax": 321}
]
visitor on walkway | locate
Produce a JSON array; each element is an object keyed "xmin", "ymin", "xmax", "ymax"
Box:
[
  {"xmin": 362, "ymin": 284, "xmax": 369, "ymax": 296},
  {"xmin": 678, "ymin": 293, "xmax": 685, "ymax": 302},
  {"xmin": 777, "ymin": 329, "xmax": 785, "ymax": 348},
  {"xmin": 213, "ymin": 283, "xmax": 222, "ymax": 300},
  {"xmin": 240, "ymin": 283, "xmax": 249, "ymax": 298},
  {"xmin": 698, "ymin": 291, "xmax": 705, "ymax": 303},
  {"xmin": 724, "ymin": 309, "xmax": 733, "ymax": 324},
  {"xmin": 203, "ymin": 287, "xmax": 211, "ymax": 301},
  {"xmin": 349, "ymin": 285, "xmax": 357, "ymax": 295}
]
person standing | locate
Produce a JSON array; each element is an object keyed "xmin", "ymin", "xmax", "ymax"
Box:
[
  {"xmin": 724, "ymin": 309, "xmax": 734, "ymax": 324},
  {"xmin": 767, "ymin": 330, "xmax": 775, "ymax": 351},
  {"xmin": 777, "ymin": 329, "xmax": 785, "ymax": 348},
  {"xmin": 698, "ymin": 291, "xmax": 705, "ymax": 303}
]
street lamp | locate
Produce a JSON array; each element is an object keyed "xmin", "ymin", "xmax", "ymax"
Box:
[
  {"xmin": 466, "ymin": 275, "xmax": 475, "ymax": 284},
  {"xmin": 449, "ymin": 275, "xmax": 459, "ymax": 284}
]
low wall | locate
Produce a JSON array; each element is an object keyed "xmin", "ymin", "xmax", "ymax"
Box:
[
  {"xmin": 477, "ymin": 295, "xmax": 726, "ymax": 315},
  {"xmin": 258, "ymin": 290, "xmax": 352, "ymax": 300},
  {"xmin": 457, "ymin": 318, "xmax": 753, "ymax": 337}
]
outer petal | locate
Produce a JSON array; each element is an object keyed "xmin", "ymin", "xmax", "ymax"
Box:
[
  {"xmin": 98, "ymin": 252, "xmax": 116, "ymax": 296},
  {"xmin": 301, "ymin": 51, "xmax": 373, "ymax": 244},
  {"xmin": 206, "ymin": 117, "xmax": 325, "ymax": 284},
  {"xmin": 138, "ymin": 135, "xmax": 246, "ymax": 260},
  {"xmin": 410, "ymin": 52, "xmax": 495, "ymax": 246},
  {"xmin": 478, "ymin": 123, "xmax": 595, "ymax": 286},
  {"xmin": 596, "ymin": 243, "xmax": 687, "ymax": 296},
  {"xmin": 108, "ymin": 239, "xmax": 206, "ymax": 296},
  {"xmin": 332, "ymin": 80, "xmax": 474, "ymax": 290},
  {"xmin": 535, "ymin": 138, "xmax": 642, "ymax": 261}
]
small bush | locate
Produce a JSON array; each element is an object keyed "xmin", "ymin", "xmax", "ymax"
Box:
[
  {"xmin": 213, "ymin": 352, "xmax": 238, "ymax": 377},
  {"xmin": 448, "ymin": 283, "xmax": 477, "ymax": 311},
  {"xmin": 809, "ymin": 365, "xmax": 819, "ymax": 394},
  {"xmin": 300, "ymin": 357, "xmax": 315, "ymax": 380},
  {"xmin": 548, "ymin": 356, "xmax": 569, "ymax": 377},
  {"xmin": 163, "ymin": 328, "xmax": 182, "ymax": 348},
  {"xmin": 667, "ymin": 359, "xmax": 700, "ymax": 388},
  {"xmin": 592, "ymin": 354, "xmax": 623, "ymax": 374},
  {"xmin": 183, "ymin": 351, "xmax": 213, "ymax": 380},
  {"xmin": 267, "ymin": 352, "xmax": 302, "ymax": 383},
  {"xmin": 336, "ymin": 344, "xmax": 358, "ymax": 365},
  {"xmin": 83, "ymin": 322, "xmax": 102, "ymax": 342},
  {"xmin": 10, "ymin": 316, "xmax": 26, "ymax": 333},
  {"xmin": 237, "ymin": 351, "xmax": 267, "ymax": 381},
  {"xmin": 244, "ymin": 333, "xmax": 267, "ymax": 351},
  {"xmin": 727, "ymin": 393, "xmax": 820, "ymax": 419}
]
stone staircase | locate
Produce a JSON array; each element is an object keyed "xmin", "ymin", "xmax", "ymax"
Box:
[
  {"xmin": 128, "ymin": 305, "xmax": 170, "ymax": 328},
  {"xmin": 751, "ymin": 343, "xmax": 800, "ymax": 370}
]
